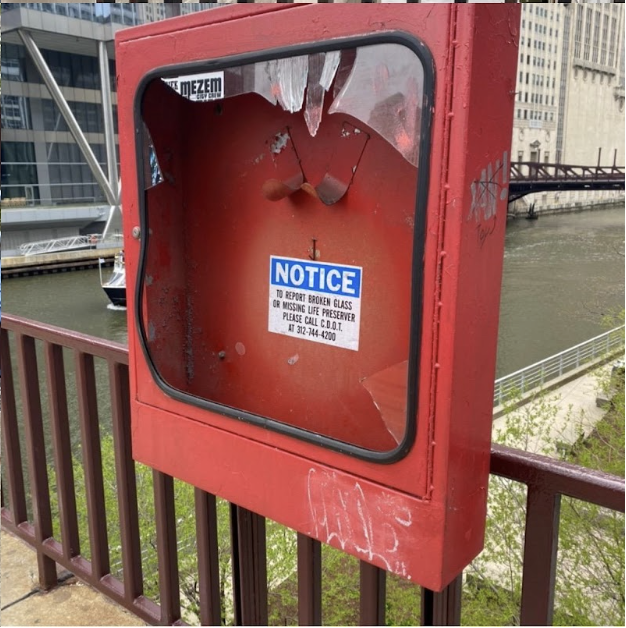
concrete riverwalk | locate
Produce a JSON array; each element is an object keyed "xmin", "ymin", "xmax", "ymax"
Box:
[
  {"xmin": 492, "ymin": 363, "xmax": 612, "ymax": 456},
  {"xmin": 0, "ymin": 532, "xmax": 144, "ymax": 626}
]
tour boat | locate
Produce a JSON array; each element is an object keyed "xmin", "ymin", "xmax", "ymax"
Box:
[{"xmin": 101, "ymin": 251, "xmax": 127, "ymax": 307}]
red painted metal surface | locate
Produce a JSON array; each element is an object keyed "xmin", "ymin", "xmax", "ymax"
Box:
[{"xmin": 116, "ymin": 4, "xmax": 520, "ymax": 591}]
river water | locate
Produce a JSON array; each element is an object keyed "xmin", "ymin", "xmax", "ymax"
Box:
[{"xmin": 3, "ymin": 206, "xmax": 624, "ymax": 377}]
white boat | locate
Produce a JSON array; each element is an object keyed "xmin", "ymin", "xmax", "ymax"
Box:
[{"xmin": 100, "ymin": 251, "xmax": 126, "ymax": 307}]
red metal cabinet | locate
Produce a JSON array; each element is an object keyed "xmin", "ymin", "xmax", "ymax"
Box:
[{"xmin": 116, "ymin": 3, "xmax": 519, "ymax": 590}]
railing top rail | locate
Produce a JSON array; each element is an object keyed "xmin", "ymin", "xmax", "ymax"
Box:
[
  {"xmin": 491, "ymin": 444, "xmax": 625, "ymax": 513},
  {"xmin": 1, "ymin": 313, "xmax": 128, "ymax": 364},
  {"xmin": 495, "ymin": 325, "xmax": 624, "ymax": 384}
]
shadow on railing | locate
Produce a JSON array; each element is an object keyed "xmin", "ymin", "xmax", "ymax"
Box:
[{"xmin": 1, "ymin": 314, "xmax": 624, "ymax": 626}]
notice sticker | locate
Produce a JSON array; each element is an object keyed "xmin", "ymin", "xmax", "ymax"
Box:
[
  {"xmin": 268, "ymin": 256, "xmax": 362, "ymax": 351},
  {"xmin": 162, "ymin": 71, "xmax": 224, "ymax": 102}
]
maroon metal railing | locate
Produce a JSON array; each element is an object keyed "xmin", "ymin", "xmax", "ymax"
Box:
[{"xmin": 1, "ymin": 313, "xmax": 624, "ymax": 626}]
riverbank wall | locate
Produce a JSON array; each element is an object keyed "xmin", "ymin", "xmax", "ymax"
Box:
[
  {"xmin": 1, "ymin": 247, "xmax": 121, "ymax": 279},
  {"xmin": 508, "ymin": 193, "xmax": 625, "ymax": 219}
]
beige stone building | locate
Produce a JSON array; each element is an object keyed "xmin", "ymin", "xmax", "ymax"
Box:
[
  {"xmin": 511, "ymin": 2, "xmax": 625, "ymax": 212},
  {"xmin": 561, "ymin": 2, "xmax": 625, "ymax": 167}
]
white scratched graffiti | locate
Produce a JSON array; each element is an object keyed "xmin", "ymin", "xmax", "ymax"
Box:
[
  {"xmin": 306, "ymin": 468, "xmax": 413, "ymax": 578},
  {"xmin": 467, "ymin": 151, "xmax": 509, "ymax": 247}
]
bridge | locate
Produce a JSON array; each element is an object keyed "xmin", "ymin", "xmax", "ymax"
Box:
[{"xmin": 508, "ymin": 162, "xmax": 625, "ymax": 202}]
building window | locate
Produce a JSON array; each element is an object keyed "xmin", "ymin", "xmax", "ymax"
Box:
[
  {"xmin": 518, "ymin": 151, "xmax": 524, "ymax": 162},
  {"xmin": 544, "ymin": 151, "xmax": 549, "ymax": 163},
  {"xmin": 523, "ymin": 110, "xmax": 527, "ymax": 120},
  {"xmin": 592, "ymin": 9, "xmax": 600, "ymax": 64},
  {"xmin": 584, "ymin": 8, "xmax": 592, "ymax": 61},
  {"xmin": 0, "ymin": 141, "xmax": 40, "ymax": 201},
  {"xmin": 42, "ymin": 99, "xmax": 70, "ymax": 133},
  {"xmin": 609, "ymin": 17, "xmax": 617, "ymax": 66},
  {"xmin": 42, "ymin": 99, "xmax": 106, "ymax": 134},
  {"xmin": 600, "ymin": 14, "xmax": 608, "ymax": 66},
  {"xmin": 1, "ymin": 43, "xmax": 27, "ymax": 82},
  {"xmin": 31, "ymin": 49, "xmax": 101, "ymax": 90},
  {"xmin": 0, "ymin": 95, "xmax": 32, "ymax": 130},
  {"xmin": 45, "ymin": 142, "xmax": 108, "ymax": 204}
]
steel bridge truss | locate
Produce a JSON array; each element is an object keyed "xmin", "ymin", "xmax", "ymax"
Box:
[{"xmin": 508, "ymin": 162, "xmax": 625, "ymax": 202}]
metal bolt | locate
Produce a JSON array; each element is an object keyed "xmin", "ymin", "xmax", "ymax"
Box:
[
  {"xmin": 218, "ymin": 351, "xmax": 226, "ymax": 360},
  {"xmin": 132, "ymin": 226, "xmax": 141, "ymax": 240}
]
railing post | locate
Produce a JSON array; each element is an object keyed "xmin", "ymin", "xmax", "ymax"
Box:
[
  {"xmin": 231, "ymin": 504, "xmax": 268, "ymax": 626},
  {"xmin": 195, "ymin": 489, "xmax": 222, "ymax": 626},
  {"xmin": 109, "ymin": 361, "xmax": 143, "ymax": 604},
  {"xmin": 45, "ymin": 342, "xmax": 81, "ymax": 560},
  {"xmin": 0, "ymin": 328, "xmax": 29, "ymax": 527},
  {"xmin": 17, "ymin": 333, "xmax": 58, "ymax": 590},
  {"xmin": 360, "ymin": 562, "xmax": 386, "ymax": 626},
  {"xmin": 421, "ymin": 574, "xmax": 463, "ymax": 626},
  {"xmin": 153, "ymin": 471, "xmax": 181, "ymax": 625},
  {"xmin": 519, "ymin": 487, "xmax": 561, "ymax": 626},
  {"xmin": 75, "ymin": 350, "xmax": 110, "ymax": 580},
  {"xmin": 297, "ymin": 534, "xmax": 322, "ymax": 626}
]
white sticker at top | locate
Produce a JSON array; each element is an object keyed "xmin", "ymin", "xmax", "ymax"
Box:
[
  {"xmin": 162, "ymin": 71, "xmax": 224, "ymax": 102},
  {"xmin": 268, "ymin": 256, "xmax": 363, "ymax": 351}
]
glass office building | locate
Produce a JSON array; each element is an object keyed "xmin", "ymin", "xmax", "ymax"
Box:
[{"xmin": 1, "ymin": 3, "xmax": 213, "ymax": 207}]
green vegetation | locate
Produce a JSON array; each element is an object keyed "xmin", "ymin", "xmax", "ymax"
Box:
[{"xmin": 463, "ymin": 320, "xmax": 625, "ymax": 626}]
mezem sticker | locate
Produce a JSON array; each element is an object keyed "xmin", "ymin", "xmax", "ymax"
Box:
[
  {"xmin": 268, "ymin": 256, "xmax": 362, "ymax": 351},
  {"xmin": 162, "ymin": 71, "xmax": 224, "ymax": 102}
]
